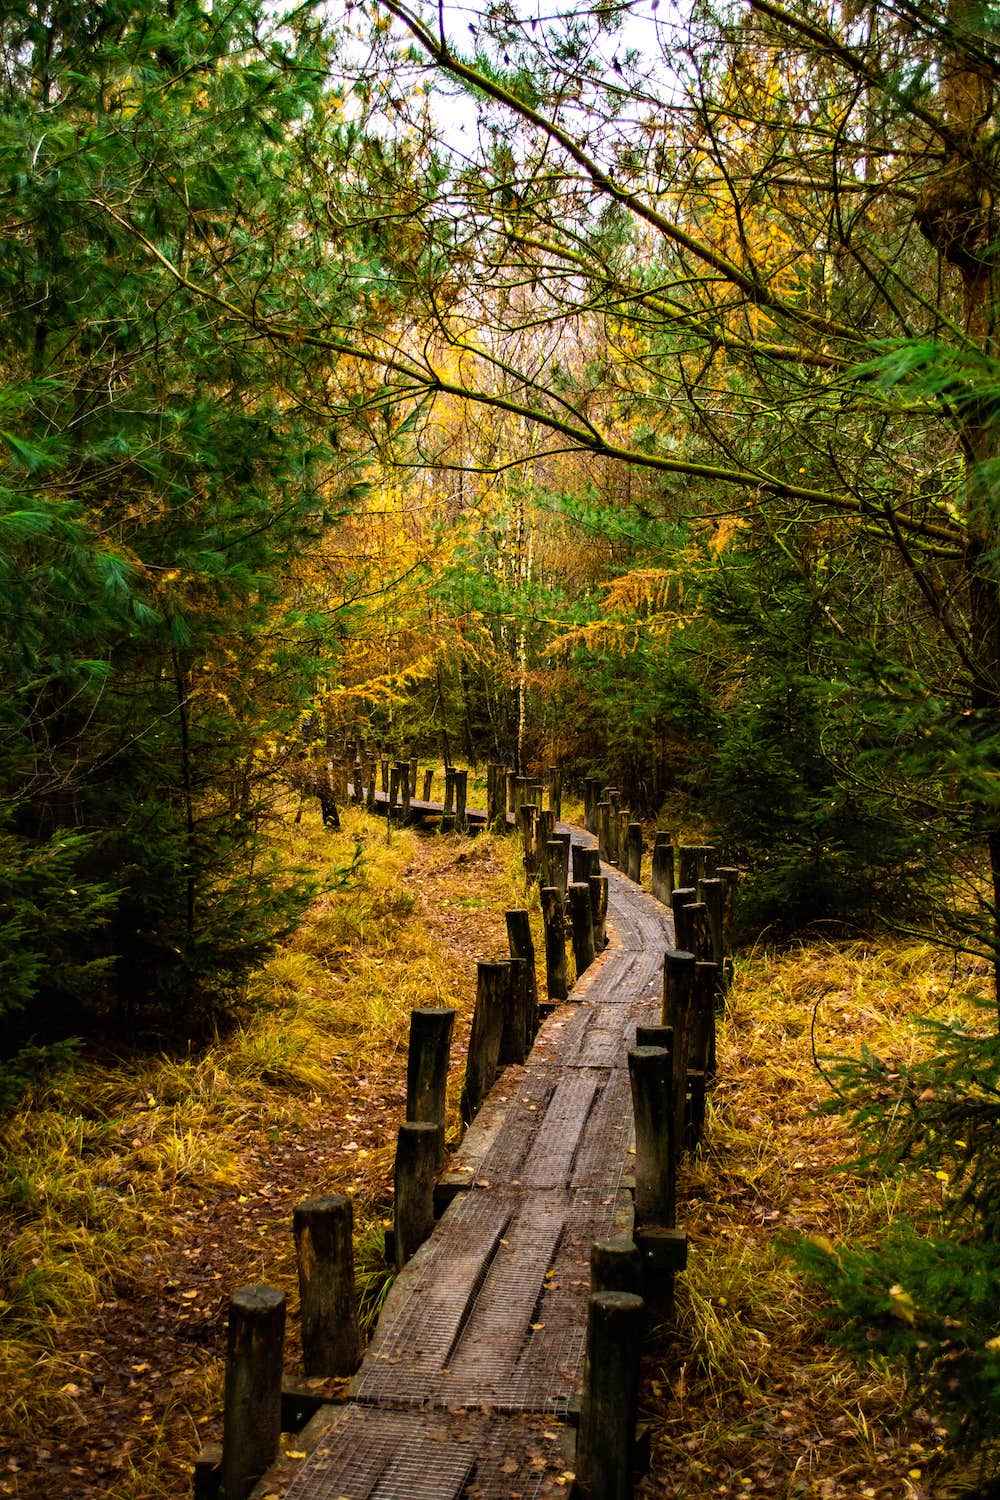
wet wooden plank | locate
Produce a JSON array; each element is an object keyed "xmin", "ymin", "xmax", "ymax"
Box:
[
  {"xmin": 353, "ymin": 1187, "xmax": 629, "ymax": 1413},
  {"xmin": 280, "ymin": 1406, "xmax": 571, "ymax": 1500}
]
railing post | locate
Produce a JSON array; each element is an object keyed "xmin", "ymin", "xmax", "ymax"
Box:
[
  {"xmin": 293, "ymin": 1195, "xmax": 361, "ymax": 1377},
  {"xmin": 589, "ymin": 874, "xmax": 609, "ymax": 951},
  {"xmin": 506, "ymin": 909, "xmax": 540, "ymax": 1039},
  {"xmin": 572, "ymin": 843, "xmax": 600, "ymax": 886},
  {"xmin": 406, "ymin": 1007, "xmax": 455, "ymax": 1168},
  {"xmin": 670, "ymin": 886, "xmax": 697, "ymax": 951},
  {"xmin": 460, "ymin": 961, "xmax": 508, "ymax": 1123},
  {"xmin": 540, "ymin": 885, "xmax": 568, "ymax": 1001},
  {"xmin": 454, "ymin": 767, "xmax": 468, "ymax": 832},
  {"xmin": 221, "ymin": 1284, "xmax": 286, "ymax": 1500},
  {"xmin": 662, "ymin": 948, "xmax": 696, "ymax": 1158},
  {"xmin": 520, "ymin": 802, "xmax": 539, "ymax": 879},
  {"xmin": 396, "ymin": 761, "xmax": 411, "ymax": 822},
  {"xmin": 575, "ymin": 1290, "xmax": 644, "ymax": 1500},
  {"xmin": 569, "ymin": 881, "xmax": 597, "ymax": 977},
  {"xmin": 698, "ymin": 876, "xmax": 725, "ymax": 965},
  {"xmin": 628, "ymin": 1045, "xmax": 676, "ymax": 1226},
  {"xmin": 498, "ymin": 955, "xmax": 530, "ymax": 1064},
  {"xmin": 547, "ymin": 765, "xmax": 562, "ymax": 821},
  {"xmin": 393, "ymin": 1121, "xmax": 438, "ymax": 1269},
  {"xmin": 624, "ymin": 821, "xmax": 643, "ymax": 883},
  {"xmin": 590, "ymin": 1238, "xmax": 643, "ymax": 1299}
]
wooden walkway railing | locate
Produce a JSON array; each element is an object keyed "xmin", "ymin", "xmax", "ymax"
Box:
[
  {"xmin": 196, "ymin": 775, "xmax": 738, "ymax": 1500},
  {"xmin": 246, "ymin": 829, "xmax": 675, "ymax": 1500}
]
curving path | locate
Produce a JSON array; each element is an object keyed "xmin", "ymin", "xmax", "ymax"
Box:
[{"xmin": 271, "ymin": 827, "xmax": 674, "ymax": 1500}]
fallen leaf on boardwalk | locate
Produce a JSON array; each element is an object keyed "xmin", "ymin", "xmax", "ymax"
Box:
[{"xmin": 531, "ymin": 1322, "xmax": 545, "ymax": 1330}]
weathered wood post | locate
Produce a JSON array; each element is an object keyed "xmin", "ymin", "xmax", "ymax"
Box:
[
  {"xmin": 520, "ymin": 803, "xmax": 539, "ymax": 879},
  {"xmin": 366, "ymin": 760, "xmax": 378, "ymax": 813},
  {"xmin": 589, "ymin": 874, "xmax": 609, "ymax": 951},
  {"xmin": 406, "ymin": 1007, "xmax": 455, "ymax": 1168},
  {"xmin": 650, "ymin": 834, "xmax": 674, "ymax": 904},
  {"xmin": 575, "ymin": 1290, "xmax": 645, "ymax": 1500},
  {"xmin": 692, "ymin": 960, "xmax": 720, "ymax": 1080},
  {"xmin": 506, "ymin": 769, "xmax": 518, "ymax": 815},
  {"xmin": 292, "ymin": 1195, "xmax": 361, "ymax": 1377},
  {"xmin": 678, "ymin": 844, "xmax": 716, "ymax": 888},
  {"xmin": 351, "ymin": 758, "xmax": 363, "ymax": 804},
  {"xmin": 670, "ymin": 886, "xmax": 697, "ymax": 952},
  {"xmin": 624, "ymin": 822, "xmax": 643, "ymax": 884},
  {"xmin": 388, "ymin": 763, "xmax": 401, "ymax": 826},
  {"xmin": 514, "ymin": 776, "xmax": 529, "ymax": 816},
  {"xmin": 422, "ymin": 766, "xmax": 434, "ymax": 802},
  {"xmin": 572, "ymin": 843, "xmax": 600, "ymax": 886},
  {"xmin": 506, "ymin": 909, "xmax": 540, "ymax": 1038},
  {"xmin": 540, "ymin": 885, "xmax": 568, "ymax": 1001},
  {"xmin": 662, "ymin": 949, "xmax": 696, "ymax": 1158},
  {"xmin": 698, "ymin": 877, "xmax": 725, "ymax": 966},
  {"xmin": 316, "ymin": 762, "xmax": 341, "ymax": 830},
  {"xmin": 685, "ymin": 900, "xmax": 711, "ymax": 961},
  {"xmin": 636, "ymin": 1023, "xmax": 673, "ymax": 1053},
  {"xmin": 716, "ymin": 865, "xmax": 739, "ymax": 953},
  {"xmin": 486, "ymin": 762, "xmax": 503, "ymax": 827},
  {"xmin": 596, "ymin": 800, "xmax": 610, "ymax": 859},
  {"xmin": 547, "ymin": 765, "xmax": 563, "ymax": 820},
  {"xmin": 460, "ymin": 961, "xmax": 508, "ymax": 1123},
  {"xmin": 568, "ymin": 881, "xmax": 597, "ymax": 977},
  {"xmin": 379, "ymin": 756, "xmax": 390, "ymax": 793},
  {"xmin": 686, "ymin": 1071, "xmax": 707, "ymax": 1152},
  {"xmin": 408, "ymin": 757, "xmax": 418, "ymax": 797},
  {"xmin": 441, "ymin": 765, "xmax": 456, "ymax": 832},
  {"xmin": 393, "ymin": 1120, "xmax": 439, "ymax": 1270},
  {"xmin": 536, "ymin": 809, "xmax": 555, "ymax": 885},
  {"xmin": 555, "ymin": 828, "xmax": 572, "ymax": 875},
  {"xmin": 591, "ymin": 1238, "xmax": 643, "ymax": 1298},
  {"xmin": 454, "ymin": 768, "xmax": 468, "ymax": 833},
  {"xmin": 547, "ymin": 839, "xmax": 569, "ymax": 901},
  {"xmin": 628, "ymin": 1046, "xmax": 676, "ymax": 1226},
  {"xmin": 220, "ymin": 1284, "xmax": 286, "ymax": 1500},
  {"xmin": 397, "ymin": 762, "xmax": 411, "ymax": 822},
  {"xmin": 602, "ymin": 788, "xmax": 620, "ymax": 863},
  {"xmin": 583, "ymin": 776, "xmax": 600, "ymax": 833},
  {"xmin": 497, "ymin": 956, "xmax": 530, "ymax": 1064}
]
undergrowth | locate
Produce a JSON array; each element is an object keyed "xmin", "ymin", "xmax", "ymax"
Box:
[
  {"xmin": 0, "ymin": 795, "xmax": 528, "ymax": 1499},
  {"xmin": 644, "ymin": 938, "xmax": 990, "ymax": 1499}
]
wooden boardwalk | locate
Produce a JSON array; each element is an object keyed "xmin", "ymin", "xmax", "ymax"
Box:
[
  {"xmin": 276, "ymin": 828, "xmax": 674, "ymax": 1500},
  {"xmin": 346, "ymin": 786, "xmax": 511, "ymax": 828}
]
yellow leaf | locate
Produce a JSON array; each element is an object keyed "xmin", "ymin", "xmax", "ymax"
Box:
[{"xmin": 888, "ymin": 1285, "xmax": 916, "ymax": 1324}]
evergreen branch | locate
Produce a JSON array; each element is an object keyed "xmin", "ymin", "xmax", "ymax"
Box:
[
  {"xmin": 376, "ymin": 0, "xmax": 864, "ymax": 346},
  {"xmin": 94, "ymin": 198, "xmax": 966, "ymax": 550}
]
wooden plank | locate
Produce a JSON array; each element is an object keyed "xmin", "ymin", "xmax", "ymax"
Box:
[
  {"xmin": 279, "ymin": 1407, "xmax": 570, "ymax": 1500},
  {"xmin": 520, "ymin": 1072, "xmax": 603, "ymax": 1189}
]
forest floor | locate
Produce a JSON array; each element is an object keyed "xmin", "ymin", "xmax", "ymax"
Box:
[{"xmin": 0, "ymin": 796, "xmax": 981, "ymax": 1499}]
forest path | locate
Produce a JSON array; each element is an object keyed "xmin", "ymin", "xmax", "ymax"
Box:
[{"xmin": 271, "ymin": 824, "xmax": 674, "ymax": 1500}]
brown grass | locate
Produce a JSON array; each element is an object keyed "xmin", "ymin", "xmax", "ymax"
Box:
[
  {"xmin": 0, "ymin": 797, "xmax": 532, "ymax": 1500},
  {"xmin": 639, "ymin": 938, "xmax": 989, "ymax": 1499},
  {"xmin": 3, "ymin": 800, "xmax": 983, "ymax": 1500}
]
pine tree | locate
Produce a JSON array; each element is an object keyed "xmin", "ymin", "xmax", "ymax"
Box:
[{"xmin": 0, "ymin": 0, "xmax": 362, "ymax": 1050}]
